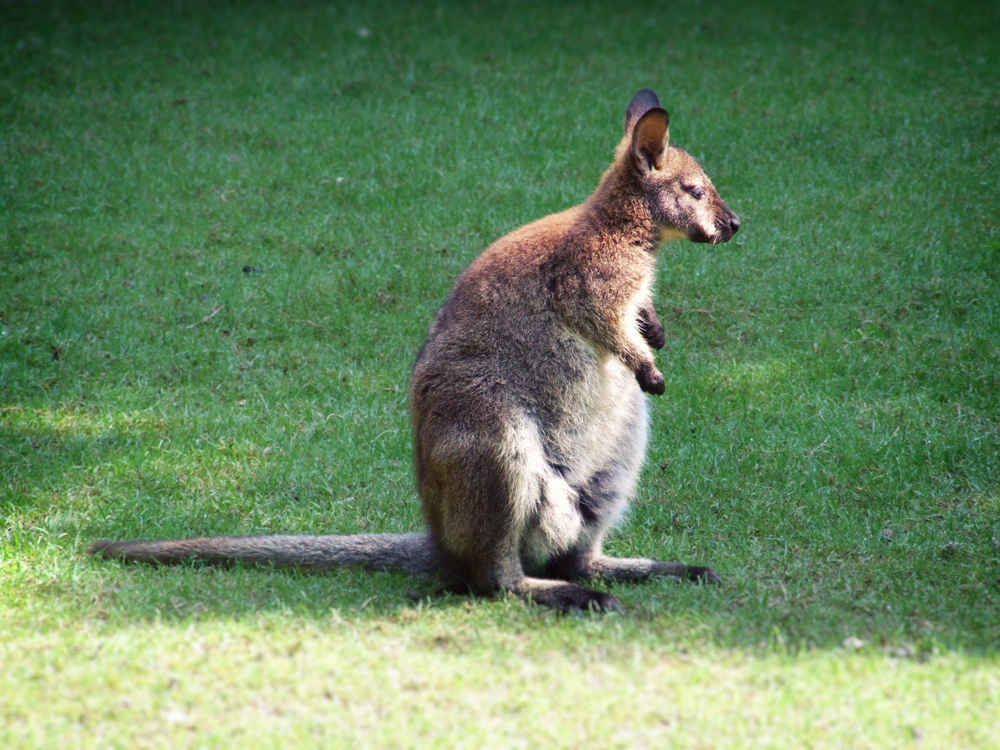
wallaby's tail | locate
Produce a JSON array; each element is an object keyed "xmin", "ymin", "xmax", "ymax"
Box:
[{"xmin": 87, "ymin": 532, "xmax": 441, "ymax": 577}]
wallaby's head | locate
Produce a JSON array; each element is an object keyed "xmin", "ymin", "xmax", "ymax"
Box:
[{"xmin": 622, "ymin": 89, "xmax": 740, "ymax": 245}]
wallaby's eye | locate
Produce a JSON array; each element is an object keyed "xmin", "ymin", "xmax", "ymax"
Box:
[{"xmin": 687, "ymin": 185, "xmax": 706, "ymax": 199}]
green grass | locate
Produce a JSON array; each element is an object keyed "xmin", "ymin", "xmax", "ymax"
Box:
[{"xmin": 2, "ymin": 0, "xmax": 999, "ymax": 746}]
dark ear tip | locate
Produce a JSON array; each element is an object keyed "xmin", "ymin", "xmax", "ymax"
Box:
[{"xmin": 624, "ymin": 89, "xmax": 665, "ymax": 132}]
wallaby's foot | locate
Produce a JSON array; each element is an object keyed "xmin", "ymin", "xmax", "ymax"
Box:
[
  {"xmin": 682, "ymin": 565, "xmax": 723, "ymax": 585},
  {"xmin": 570, "ymin": 556, "xmax": 723, "ymax": 586},
  {"xmin": 516, "ymin": 578, "xmax": 622, "ymax": 614},
  {"xmin": 647, "ymin": 562, "xmax": 722, "ymax": 585},
  {"xmin": 543, "ymin": 585, "xmax": 622, "ymax": 616}
]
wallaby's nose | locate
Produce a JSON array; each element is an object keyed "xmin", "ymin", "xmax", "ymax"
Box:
[{"xmin": 730, "ymin": 214, "xmax": 741, "ymax": 234}]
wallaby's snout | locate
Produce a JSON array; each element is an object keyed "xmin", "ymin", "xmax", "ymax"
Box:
[
  {"xmin": 697, "ymin": 197, "xmax": 740, "ymax": 245},
  {"xmin": 713, "ymin": 204, "xmax": 740, "ymax": 244},
  {"xmin": 682, "ymin": 187, "xmax": 740, "ymax": 245}
]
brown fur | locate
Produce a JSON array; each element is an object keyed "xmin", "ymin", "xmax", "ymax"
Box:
[{"xmin": 89, "ymin": 90, "xmax": 740, "ymax": 613}]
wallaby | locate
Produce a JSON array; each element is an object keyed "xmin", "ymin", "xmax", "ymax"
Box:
[{"xmin": 89, "ymin": 89, "xmax": 740, "ymax": 613}]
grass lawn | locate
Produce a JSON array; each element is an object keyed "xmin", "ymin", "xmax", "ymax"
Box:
[{"xmin": 2, "ymin": 0, "xmax": 999, "ymax": 746}]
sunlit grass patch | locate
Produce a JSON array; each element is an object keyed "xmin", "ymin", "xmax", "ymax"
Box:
[{"xmin": 2, "ymin": 621, "xmax": 998, "ymax": 749}]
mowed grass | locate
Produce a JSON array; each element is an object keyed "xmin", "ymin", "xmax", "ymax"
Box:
[{"xmin": 2, "ymin": 0, "xmax": 999, "ymax": 747}]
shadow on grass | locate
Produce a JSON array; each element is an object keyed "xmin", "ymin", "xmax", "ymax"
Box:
[
  {"xmin": 52, "ymin": 544, "xmax": 997, "ymax": 657},
  {"xmin": 3, "ymin": 388, "xmax": 999, "ymax": 655}
]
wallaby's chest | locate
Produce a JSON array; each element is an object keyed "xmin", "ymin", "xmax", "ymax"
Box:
[{"xmin": 536, "ymin": 348, "xmax": 645, "ymax": 478}]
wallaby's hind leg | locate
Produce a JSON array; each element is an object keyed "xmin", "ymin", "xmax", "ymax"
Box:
[
  {"xmin": 438, "ymin": 508, "xmax": 624, "ymax": 613},
  {"xmin": 418, "ymin": 416, "xmax": 622, "ymax": 613}
]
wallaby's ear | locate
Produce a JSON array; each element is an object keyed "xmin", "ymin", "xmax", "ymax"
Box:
[
  {"xmin": 631, "ymin": 107, "xmax": 670, "ymax": 172},
  {"xmin": 624, "ymin": 89, "xmax": 662, "ymax": 133}
]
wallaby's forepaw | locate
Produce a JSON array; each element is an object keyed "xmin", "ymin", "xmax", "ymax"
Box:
[
  {"xmin": 636, "ymin": 364, "xmax": 665, "ymax": 395},
  {"xmin": 685, "ymin": 566, "xmax": 723, "ymax": 585},
  {"xmin": 638, "ymin": 316, "xmax": 666, "ymax": 350}
]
